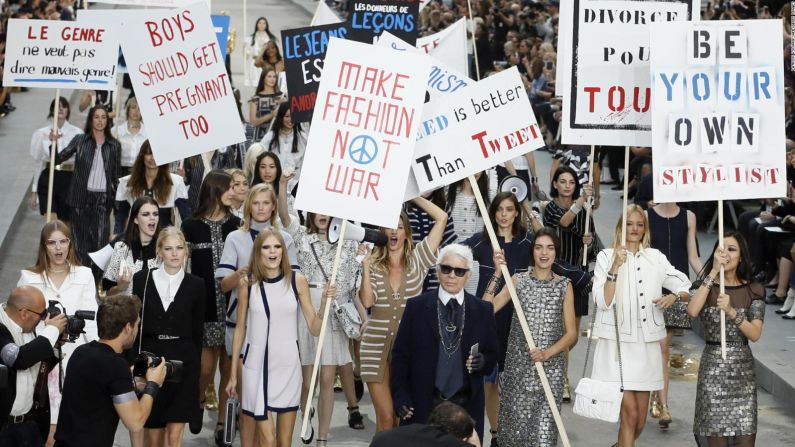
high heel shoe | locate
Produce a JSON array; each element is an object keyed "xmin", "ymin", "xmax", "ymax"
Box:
[
  {"xmin": 649, "ymin": 391, "xmax": 661, "ymax": 419},
  {"xmin": 783, "ymin": 305, "xmax": 795, "ymax": 319},
  {"xmin": 562, "ymin": 376, "xmax": 571, "ymax": 403},
  {"xmin": 776, "ymin": 290, "xmax": 795, "ymax": 314},
  {"xmin": 659, "ymin": 405, "xmax": 672, "ymax": 428}
]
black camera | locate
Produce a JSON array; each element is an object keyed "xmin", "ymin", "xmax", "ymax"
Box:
[
  {"xmin": 133, "ymin": 351, "xmax": 183, "ymax": 383},
  {"xmin": 46, "ymin": 301, "xmax": 95, "ymax": 343}
]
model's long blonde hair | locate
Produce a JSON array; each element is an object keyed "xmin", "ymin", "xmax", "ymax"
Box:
[
  {"xmin": 612, "ymin": 204, "xmax": 651, "ymax": 249},
  {"xmin": 371, "ymin": 212, "xmax": 414, "ymax": 271}
]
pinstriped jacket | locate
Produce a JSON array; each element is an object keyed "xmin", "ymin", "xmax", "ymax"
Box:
[{"xmin": 55, "ymin": 133, "xmax": 122, "ymax": 208}]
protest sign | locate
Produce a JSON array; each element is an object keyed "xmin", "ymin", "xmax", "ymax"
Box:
[
  {"xmin": 2, "ymin": 19, "xmax": 121, "ymax": 90},
  {"xmin": 377, "ymin": 31, "xmax": 470, "ymax": 200},
  {"xmin": 347, "ymin": 0, "xmax": 419, "ymax": 46},
  {"xmin": 650, "ymin": 20, "xmax": 785, "ymax": 203},
  {"xmin": 560, "ymin": 0, "xmax": 687, "ymax": 146},
  {"xmin": 282, "ymin": 23, "xmax": 349, "ymax": 123},
  {"xmin": 415, "ymin": 18, "xmax": 468, "ymax": 76},
  {"xmin": 311, "ymin": 1, "xmax": 343, "ymax": 26},
  {"xmin": 294, "ymin": 38, "xmax": 430, "ymax": 228},
  {"xmin": 120, "ymin": 3, "xmax": 244, "ymax": 165},
  {"xmin": 211, "ymin": 15, "xmax": 230, "ymax": 59},
  {"xmin": 377, "ymin": 31, "xmax": 470, "ymax": 99},
  {"xmin": 410, "ymin": 67, "xmax": 544, "ymax": 192},
  {"xmin": 555, "ymin": 0, "xmax": 700, "ymax": 99}
]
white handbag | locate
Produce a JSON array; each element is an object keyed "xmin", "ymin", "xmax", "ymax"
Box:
[{"xmin": 573, "ymin": 302, "xmax": 624, "ymax": 423}]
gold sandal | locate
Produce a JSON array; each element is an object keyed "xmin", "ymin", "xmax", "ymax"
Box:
[{"xmin": 649, "ymin": 391, "xmax": 661, "ymax": 419}]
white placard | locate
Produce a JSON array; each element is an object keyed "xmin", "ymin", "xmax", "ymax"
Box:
[
  {"xmin": 414, "ymin": 19, "xmax": 469, "ymax": 77},
  {"xmin": 311, "ymin": 1, "xmax": 342, "ymax": 26},
  {"xmin": 556, "ymin": 0, "xmax": 701, "ymax": 99},
  {"xmin": 294, "ymin": 38, "xmax": 430, "ymax": 228},
  {"xmin": 650, "ymin": 20, "xmax": 785, "ymax": 203},
  {"xmin": 560, "ymin": 0, "xmax": 687, "ymax": 146},
  {"xmin": 120, "ymin": 3, "xmax": 244, "ymax": 165},
  {"xmin": 411, "ymin": 67, "xmax": 544, "ymax": 192},
  {"xmin": 2, "ymin": 19, "xmax": 120, "ymax": 90}
]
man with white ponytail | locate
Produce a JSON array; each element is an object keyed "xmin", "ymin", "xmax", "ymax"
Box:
[{"xmin": 390, "ymin": 244, "xmax": 499, "ymax": 440}]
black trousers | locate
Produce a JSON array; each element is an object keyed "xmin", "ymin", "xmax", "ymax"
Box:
[
  {"xmin": 0, "ymin": 421, "xmax": 45, "ymax": 447},
  {"xmin": 71, "ymin": 191, "xmax": 111, "ymax": 267}
]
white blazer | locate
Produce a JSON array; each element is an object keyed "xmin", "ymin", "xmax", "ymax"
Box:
[
  {"xmin": 17, "ymin": 266, "xmax": 99, "ymax": 359},
  {"xmin": 592, "ymin": 248, "xmax": 691, "ymax": 343}
]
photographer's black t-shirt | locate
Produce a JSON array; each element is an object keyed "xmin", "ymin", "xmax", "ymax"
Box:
[{"xmin": 54, "ymin": 341, "xmax": 135, "ymax": 447}]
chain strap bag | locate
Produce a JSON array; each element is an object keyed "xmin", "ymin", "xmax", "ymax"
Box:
[
  {"xmin": 573, "ymin": 299, "xmax": 624, "ymax": 423},
  {"xmin": 310, "ymin": 243, "xmax": 362, "ymax": 339}
]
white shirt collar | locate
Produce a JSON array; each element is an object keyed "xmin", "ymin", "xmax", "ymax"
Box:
[
  {"xmin": 152, "ymin": 267, "xmax": 184, "ymax": 310},
  {"xmin": 437, "ymin": 288, "xmax": 464, "ymax": 306}
]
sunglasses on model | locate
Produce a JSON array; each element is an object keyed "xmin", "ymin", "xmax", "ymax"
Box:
[{"xmin": 439, "ymin": 264, "xmax": 469, "ymax": 277}]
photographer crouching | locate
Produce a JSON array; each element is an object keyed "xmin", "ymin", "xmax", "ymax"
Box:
[
  {"xmin": 0, "ymin": 286, "xmax": 67, "ymax": 447},
  {"xmin": 54, "ymin": 295, "xmax": 166, "ymax": 447}
]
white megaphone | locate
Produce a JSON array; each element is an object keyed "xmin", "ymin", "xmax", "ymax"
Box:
[
  {"xmin": 499, "ymin": 175, "xmax": 529, "ymax": 202},
  {"xmin": 328, "ymin": 217, "xmax": 389, "ymax": 247}
]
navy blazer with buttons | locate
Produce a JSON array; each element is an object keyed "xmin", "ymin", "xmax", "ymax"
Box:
[{"xmin": 390, "ymin": 290, "xmax": 498, "ymax": 439}]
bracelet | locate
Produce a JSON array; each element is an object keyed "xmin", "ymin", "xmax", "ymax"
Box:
[
  {"xmin": 531, "ymin": 177, "xmax": 538, "ymax": 183},
  {"xmin": 569, "ymin": 204, "xmax": 581, "ymax": 215},
  {"xmin": 606, "ymin": 272, "xmax": 618, "ymax": 282},
  {"xmin": 142, "ymin": 381, "xmax": 160, "ymax": 398},
  {"xmin": 732, "ymin": 312, "xmax": 746, "ymax": 327},
  {"xmin": 701, "ymin": 276, "xmax": 715, "ymax": 289}
]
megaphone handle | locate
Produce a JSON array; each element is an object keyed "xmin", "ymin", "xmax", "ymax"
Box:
[{"xmin": 300, "ymin": 219, "xmax": 347, "ymax": 439}]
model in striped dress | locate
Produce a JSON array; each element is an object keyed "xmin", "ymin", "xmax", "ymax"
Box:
[
  {"xmin": 542, "ymin": 167, "xmax": 594, "ymax": 271},
  {"xmin": 359, "ymin": 197, "xmax": 448, "ymax": 432},
  {"xmin": 406, "ymin": 188, "xmax": 457, "ymax": 293}
]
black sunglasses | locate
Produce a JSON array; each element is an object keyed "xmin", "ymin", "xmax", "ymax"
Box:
[
  {"xmin": 439, "ymin": 264, "xmax": 469, "ymax": 277},
  {"xmin": 22, "ymin": 308, "xmax": 48, "ymax": 320}
]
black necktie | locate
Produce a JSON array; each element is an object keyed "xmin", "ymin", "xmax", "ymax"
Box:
[{"xmin": 446, "ymin": 299, "xmax": 459, "ymax": 323}]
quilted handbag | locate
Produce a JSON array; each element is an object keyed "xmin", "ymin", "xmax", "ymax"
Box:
[{"xmin": 573, "ymin": 301, "xmax": 624, "ymax": 423}]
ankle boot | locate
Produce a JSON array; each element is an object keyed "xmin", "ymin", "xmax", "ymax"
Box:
[{"xmin": 776, "ymin": 289, "xmax": 795, "ymax": 314}]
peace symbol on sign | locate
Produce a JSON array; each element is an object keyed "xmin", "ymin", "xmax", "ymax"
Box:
[{"xmin": 348, "ymin": 135, "xmax": 379, "ymax": 166}]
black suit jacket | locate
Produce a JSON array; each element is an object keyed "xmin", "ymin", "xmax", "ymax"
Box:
[
  {"xmin": 55, "ymin": 133, "xmax": 122, "ymax": 208},
  {"xmin": 0, "ymin": 323, "xmax": 58, "ymax": 424},
  {"xmin": 390, "ymin": 290, "xmax": 498, "ymax": 439},
  {"xmin": 370, "ymin": 424, "xmax": 471, "ymax": 447}
]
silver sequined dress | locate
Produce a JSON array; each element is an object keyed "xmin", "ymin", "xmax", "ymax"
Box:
[
  {"xmin": 497, "ymin": 272, "xmax": 569, "ymax": 447},
  {"xmin": 694, "ymin": 283, "xmax": 765, "ymax": 446}
]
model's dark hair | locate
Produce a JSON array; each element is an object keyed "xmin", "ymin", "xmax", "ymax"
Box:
[
  {"xmin": 193, "ymin": 170, "xmax": 232, "ymax": 219},
  {"xmin": 250, "ymin": 16, "xmax": 276, "ymax": 45},
  {"xmin": 128, "ymin": 141, "xmax": 172, "ymax": 205},
  {"xmin": 124, "ymin": 196, "xmax": 160, "ymax": 249},
  {"xmin": 529, "ymin": 227, "xmax": 560, "ymax": 266},
  {"xmin": 485, "ymin": 191, "xmax": 527, "ymax": 238},
  {"xmin": 550, "ymin": 166, "xmax": 581, "ymax": 199},
  {"xmin": 97, "ymin": 294, "xmax": 142, "ymax": 339},
  {"xmin": 251, "ymin": 151, "xmax": 283, "ymax": 195},
  {"xmin": 699, "ymin": 231, "xmax": 753, "ymax": 283},
  {"xmin": 428, "ymin": 401, "xmax": 475, "ymax": 440},
  {"xmin": 84, "ymin": 105, "xmax": 114, "ymax": 141},
  {"xmin": 447, "ymin": 171, "xmax": 489, "ymax": 216},
  {"xmin": 47, "ymin": 96, "xmax": 70, "ymax": 120},
  {"xmin": 266, "ymin": 102, "xmax": 303, "ymax": 153}
]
